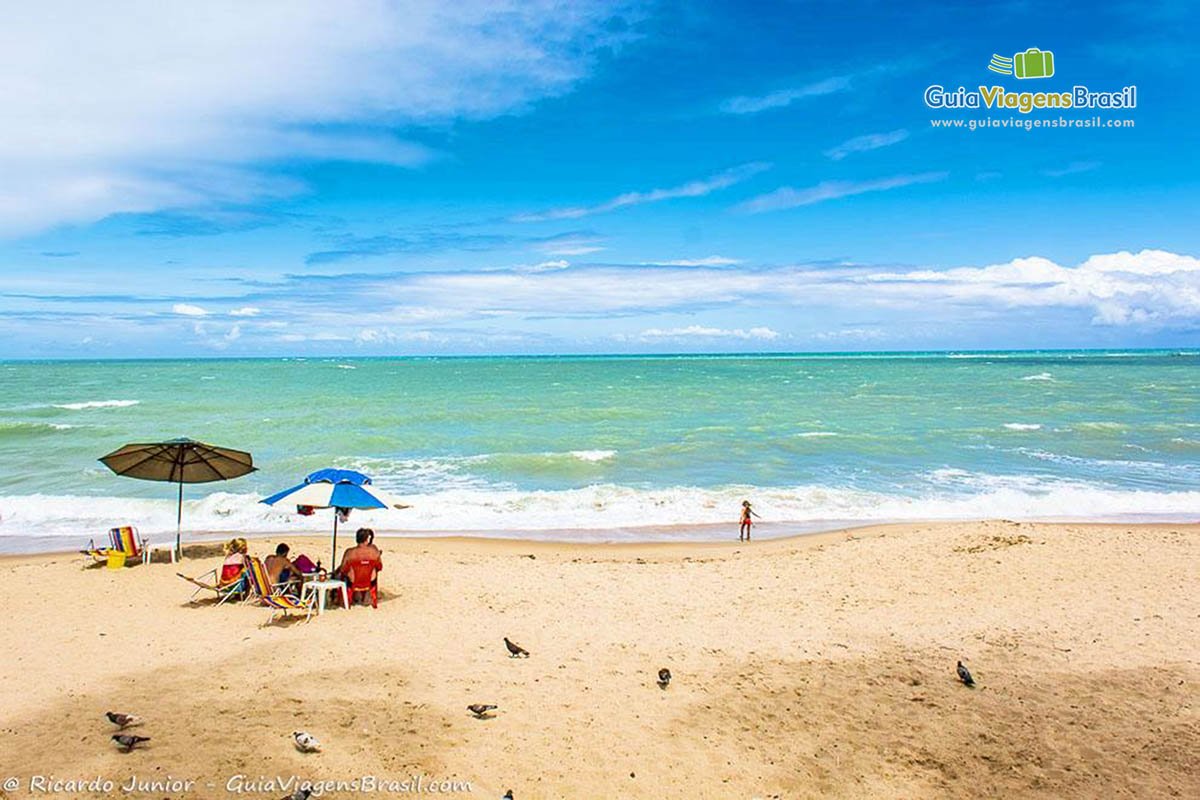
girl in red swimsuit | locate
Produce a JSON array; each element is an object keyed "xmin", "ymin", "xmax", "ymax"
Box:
[{"xmin": 739, "ymin": 501, "xmax": 760, "ymax": 541}]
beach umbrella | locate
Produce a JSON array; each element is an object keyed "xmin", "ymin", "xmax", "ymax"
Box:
[
  {"xmin": 99, "ymin": 437, "xmax": 256, "ymax": 559},
  {"xmin": 260, "ymin": 468, "xmax": 408, "ymax": 566}
]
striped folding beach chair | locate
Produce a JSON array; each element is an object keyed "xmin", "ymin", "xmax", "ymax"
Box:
[
  {"xmin": 80, "ymin": 526, "xmax": 149, "ymax": 566},
  {"xmin": 245, "ymin": 556, "xmax": 314, "ymax": 625},
  {"xmin": 176, "ymin": 555, "xmax": 247, "ymax": 605}
]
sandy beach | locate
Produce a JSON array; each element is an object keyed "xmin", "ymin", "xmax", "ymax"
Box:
[{"xmin": 0, "ymin": 520, "xmax": 1196, "ymax": 799}]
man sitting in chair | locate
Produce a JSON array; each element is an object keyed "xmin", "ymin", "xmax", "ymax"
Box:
[
  {"xmin": 264, "ymin": 542, "xmax": 300, "ymax": 588},
  {"xmin": 337, "ymin": 528, "xmax": 382, "ymax": 606}
]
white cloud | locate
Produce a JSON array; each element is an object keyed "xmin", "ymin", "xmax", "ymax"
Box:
[
  {"xmin": 172, "ymin": 303, "xmax": 209, "ymax": 316},
  {"xmin": 641, "ymin": 256, "xmax": 742, "ymax": 266},
  {"xmin": 355, "ymin": 328, "xmax": 441, "ymax": 344},
  {"xmin": 228, "ymin": 307, "xmax": 261, "ymax": 316},
  {"xmin": 8, "ymin": 249, "xmax": 1198, "ymax": 355},
  {"xmin": 857, "ymin": 249, "xmax": 1200, "ymax": 326},
  {"xmin": 634, "ymin": 325, "xmax": 779, "ymax": 340},
  {"xmin": 813, "ymin": 327, "xmax": 887, "ymax": 341},
  {"xmin": 517, "ymin": 260, "xmax": 571, "ymax": 272},
  {"xmin": 386, "ymin": 248, "xmax": 1200, "ymax": 330},
  {"xmin": 511, "ymin": 162, "xmax": 770, "ymax": 222},
  {"xmin": 0, "ymin": 1, "xmax": 639, "ymax": 236},
  {"xmin": 738, "ymin": 172, "xmax": 948, "ymax": 213},
  {"xmin": 532, "ymin": 234, "xmax": 605, "ymax": 256},
  {"xmin": 824, "ymin": 129, "xmax": 909, "ymax": 160},
  {"xmin": 719, "ymin": 76, "xmax": 851, "ymax": 114},
  {"xmin": 1043, "ymin": 160, "xmax": 1101, "ymax": 177}
]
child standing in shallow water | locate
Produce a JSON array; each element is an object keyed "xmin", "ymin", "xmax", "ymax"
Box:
[{"xmin": 739, "ymin": 500, "xmax": 760, "ymax": 541}]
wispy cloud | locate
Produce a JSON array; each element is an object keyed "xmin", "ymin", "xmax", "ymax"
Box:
[
  {"xmin": 511, "ymin": 162, "xmax": 771, "ymax": 222},
  {"xmin": 229, "ymin": 307, "xmax": 261, "ymax": 317},
  {"xmin": 824, "ymin": 129, "xmax": 909, "ymax": 160},
  {"xmin": 640, "ymin": 256, "xmax": 742, "ymax": 267},
  {"xmin": 719, "ymin": 76, "xmax": 851, "ymax": 114},
  {"xmin": 737, "ymin": 171, "xmax": 949, "ymax": 214},
  {"xmin": 8, "ymin": 249, "xmax": 1199, "ymax": 355},
  {"xmin": 531, "ymin": 232, "xmax": 606, "ymax": 256},
  {"xmin": 1043, "ymin": 160, "xmax": 1101, "ymax": 177},
  {"xmin": 633, "ymin": 325, "xmax": 779, "ymax": 340},
  {"xmin": 307, "ymin": 231, "xmax": 513, "ymax": 264},
  {"xmin": 0, "ymin": 2, "xmax": 641, "ymax": 236}
]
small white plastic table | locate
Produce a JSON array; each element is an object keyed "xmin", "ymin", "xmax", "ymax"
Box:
[{"xmin": 302, "ymin": 579, "xmax": 349, "ymax": 615}]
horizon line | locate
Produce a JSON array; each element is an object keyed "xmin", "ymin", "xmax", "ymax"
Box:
[{"xmin": 2, "ymin": 347, "xmax": 1198, "ymax": 364}]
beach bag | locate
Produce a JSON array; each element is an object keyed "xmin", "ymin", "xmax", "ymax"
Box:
[{"xmin": 293, "ymin": 554, "xmax": 317, "ymax": 574}]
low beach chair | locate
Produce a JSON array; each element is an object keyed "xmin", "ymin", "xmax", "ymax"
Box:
[
  {"xmin": 244, "ymin": 556, "xmax": 314, "ymax": 625},
  {"xmin": 176, "ymin": 556, "xmax": 247, "ymax": 605},
  {"xmin": 80, "ymin": 526, "xmax": 149, "ymax": 566}
]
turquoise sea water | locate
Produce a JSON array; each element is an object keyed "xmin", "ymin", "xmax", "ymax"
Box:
[{"xmin": 1, "ymin": 351, "xmax": 1197, "ymax": 551}]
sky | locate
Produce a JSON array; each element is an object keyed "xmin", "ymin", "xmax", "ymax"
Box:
[{"xmin": 1, "ymin": 0, "xmax": 1198, "ymax": 358}]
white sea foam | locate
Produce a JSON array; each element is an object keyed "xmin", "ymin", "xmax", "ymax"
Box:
[
  {"xmin": 336, "ymin": 365, "xmax": 357, "ymax": 370},
  {"xmin": 0, "ymin": 421, "xmax": 77, "ymax": 433},
  {"xmin": 1003, "ymin": 423, "xmax": 1042, "ymax": 431},
  {"xmin": 54, "ymin": 399, "xmax": 140, "ymax": 410},
  {"xmin": 795, "ymin": 431, "xmax": 839, "ymax": 438},
  {"xmin": 1021, "ymin": 372, "xmax": 1054, "ymax": 381},
  {"xmin": 3, "ymin": 477, "xmax": 1198, "ymax": 543},
  {"xmin": 569, "ymin": 449, "xmax": 617, "ymax": 462}
]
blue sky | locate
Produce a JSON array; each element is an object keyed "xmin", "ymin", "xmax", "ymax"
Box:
[{"xmin": 1, "ymin": 0, "xmax": 1198, "ymax": 357}]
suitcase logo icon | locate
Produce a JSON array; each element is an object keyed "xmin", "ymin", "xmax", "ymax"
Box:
[{"xmin": 988, "ymin": 48, "xmax": 1055, "ymax": 79}]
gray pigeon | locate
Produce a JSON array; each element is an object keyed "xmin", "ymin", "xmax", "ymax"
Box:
[
  {"xmin": 112, "ymin": 734, "xmax": 150, "ymax": 751},
  {"xmin": 468, "ymin": 703, "xmax": 498, "ymax": 718},
  {"xmin": 956, "ymin": 660, "xmax": 975, "ymax": 687},
  {"xmin": 106, "ymin": 711, "xmax": 142, "ymax": 729},
  {"xmin": 657, "ymin": 668, "xmax": 671, "ymax": 688},
  {"xmin": 504, "ymin": 637, "xmax": 529, "ymax": 658},
  {"xmin": 282, "ymin": 788, "xmax": 312, "ymax": 800},
  {"xmin": 502, "ymin": 791, "xmax": 514, "ymax": 800}
]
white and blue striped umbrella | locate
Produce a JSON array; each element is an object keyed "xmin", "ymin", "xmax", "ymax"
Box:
[{"xmin": 262, "ymin": 468, "xmax": 407, "ymax": 565}]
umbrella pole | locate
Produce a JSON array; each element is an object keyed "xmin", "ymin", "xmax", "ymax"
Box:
[
  {"xmin": 331, "ymin": 512, "xmax": 338, "ymax": 570},
  {"xmin": 176, "ymin": 482, "xmax": 183, "ymax": 560}
]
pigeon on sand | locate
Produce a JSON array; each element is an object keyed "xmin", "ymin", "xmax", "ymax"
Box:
[
  {"xmin": 112, "ymin": 734, "xmax": 150, "ymax": 751},
  {"xmin": 504, "ymin": 637, "xmax": 529, "ymax": 658},
  {"xmin": 105, "ymin": 711, "xmax": 142, "ymax": 729},
  {"xmin": 956, "ymin": 661, "xmax": 975, "ymax": 687},
  {"xmin": 468, "ymin": 704, "xmax": 498, "ymax": 718}
]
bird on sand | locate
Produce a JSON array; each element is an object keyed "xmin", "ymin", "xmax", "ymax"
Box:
[
  {"xmin": 504, "ymin": 637, "xmax": 529, "ymax": 657},
  {"xmin": 105, "ymin": 711, "xmax": 142, "ymax": 729},
  {"xmin": 502, "ymin": 791, "xmax": 514, "ymax": 800},
  {"xmin": 467, "ymin": 703, "xmax": 498, "ymax": 718},
  {"xmin": 956, "ymin": 660, "xmax": 975, "ymax": 687},
  {"xmin": 657, "ymin": 668, "xmax": 671, "ymax": 688},
  {"xmin": 281, "ymin": 788, "xmax": 312, "ymax": 800},
  {"xmin": 111, "ymin": 734, "xmax": 150, "ymax": 751},
  {"xmin": 292, "ymin": 731, "xmax": 321, "ymax": 753}
]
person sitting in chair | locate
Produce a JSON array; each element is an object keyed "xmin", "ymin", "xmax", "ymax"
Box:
[
  {"xmin": 264, "ymin": 542, "xmax": 299, "ymax": 587},
  {"xmin": 337, "ymin": 528, "xmax": 382, "ymax": 605}
]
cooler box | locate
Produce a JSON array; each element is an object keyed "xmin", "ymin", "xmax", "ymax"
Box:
[{"xmin": 106, "ymin": 551, "xmax": 128, "ymax": 569}]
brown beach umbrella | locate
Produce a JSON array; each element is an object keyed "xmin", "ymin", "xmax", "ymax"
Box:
[{"xmin": 99, "ymin": 437, "xmax": 256, "ymax": 559}]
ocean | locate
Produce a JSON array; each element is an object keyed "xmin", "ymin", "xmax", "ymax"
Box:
[{"xmin": 1, "ymin": 351, "xmax": 1197, "ymax": 552}]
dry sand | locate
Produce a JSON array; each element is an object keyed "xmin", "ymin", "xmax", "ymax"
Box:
[{"xmin": 0, "ymin": 521, "xmax": 1197, "ymax": 799}]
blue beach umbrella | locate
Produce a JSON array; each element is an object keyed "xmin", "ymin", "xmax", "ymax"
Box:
[{"xmin": 261, "ymin": 468, "xmax": 407, "ymax": 566}]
